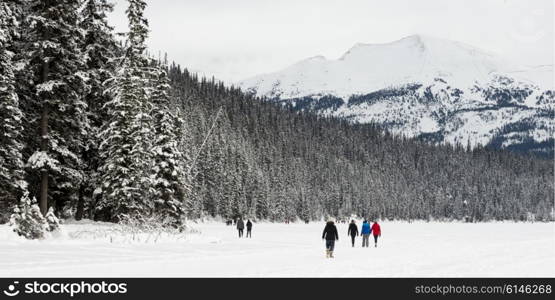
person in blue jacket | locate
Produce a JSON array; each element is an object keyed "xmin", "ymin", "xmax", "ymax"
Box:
[{"xmin": 361, "ymin": 219, "xmax": 371, "ymax": 247}]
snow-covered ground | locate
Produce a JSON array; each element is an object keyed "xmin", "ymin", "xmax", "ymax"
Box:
[{"xmin": 1, "ymin": 220, "xmax": 554, "ymax": 277}]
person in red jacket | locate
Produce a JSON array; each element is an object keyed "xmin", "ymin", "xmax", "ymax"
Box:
[{"xmin": 370, "ymin": 221, "xmax": 381, "ymax": 247}]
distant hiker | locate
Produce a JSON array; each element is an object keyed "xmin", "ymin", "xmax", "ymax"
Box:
[
  {"xmin": 237, "ymin": 218, "xmax": 245, "ymax": 238},
  {"xmin": 322, "ymin": 220, "xmax": 339, "ymax": 258},
  {"xmin": 370, "ymin": 221, "xmax": 381, "ymax": 247},
  {"xmin": 361, "ymin": 220, "xmax": 371, "ymax": 247},
  {"xmin": 347, "ymin": 220, "xmax": 359, "ymax": 247},
  {"xmin": 246, "ymin": 219, "xmax": 253, "ymax": 238}
]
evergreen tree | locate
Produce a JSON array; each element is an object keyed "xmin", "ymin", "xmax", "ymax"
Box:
[
  {"xmin": 96, "ymin": 0, "xmax": 154, "ymax": 222},
  {"xmin": 77, "ymin": 0, "xmax": 118, "ymax": 220},
  {"xmin": 150, "ymin": 67, "xmax": 189, "ymax": 224},
  {"xmin": 0, "ymin": 1, "xmax": 26, "ymax": 223},
  {"xmin": 44, "ymin": 206, "xmax": 60, "ymax": 232},
  {"xmin": 23, "ymin": 0, "xmax": 88, "ymax": 215},
  {"xmin": 10, "ymin": 191, "xmax": 47, "ymax": 239}
]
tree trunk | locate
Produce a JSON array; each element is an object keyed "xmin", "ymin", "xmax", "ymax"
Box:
[
  {"xmin": 39, "ymin": 56, "xmax": 49, "ymax": 215},
  {"xmin": 40, "ymin": 105, "xmax": 49, "ymax": 215},
  {"xmin": 75, "ymin": 186, "xmax": 85, "ymax": 221}
]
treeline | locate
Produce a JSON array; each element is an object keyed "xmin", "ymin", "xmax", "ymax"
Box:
[
  {"xmin": 170, "ymin": 68, "xmax": 554, "ymax": 222},
  {"xmin": 1, "ymin": 1, "xmax": 553, "ymax": 226}
]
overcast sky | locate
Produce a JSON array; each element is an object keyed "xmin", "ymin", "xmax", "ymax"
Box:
[{"xmin": 108, "ymin": 0, "xmax": 553, "ymax": 84}]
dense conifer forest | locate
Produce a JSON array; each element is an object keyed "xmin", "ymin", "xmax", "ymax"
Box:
[
  {"xmin": 0, "ymin": 0, "xmax": 553, "ymax": 226},
  {"xmin": 170, "ymin": 66, "xmax": 554, "ymax": 222}
]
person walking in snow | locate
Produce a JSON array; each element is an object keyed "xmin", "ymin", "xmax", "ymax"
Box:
[
  {"xmin": 237, "ymin": 218, "xmax": 245, "ymax": 238},
  {"xmin": 322, "ymin": 220, "xmax": 339, "ymax": 258},
  {"xmin": 347, "ymin": 220, "xmax": 358, "ymax": 247},
  {"xmin": 361, "ymin": 219, "xmax": 371, "ymax": 247},
  {"xmin": 370, "ymin": 221, "xmax": 381, "ymax": 247},
  {"xmin": 246, "ymin": 219, "xmax": 253, "ymax": 238}
]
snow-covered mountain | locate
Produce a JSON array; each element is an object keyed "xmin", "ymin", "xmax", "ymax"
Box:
[{"xmin": 239, "ymin": 35, "xmax": 554, "ymax": 156}]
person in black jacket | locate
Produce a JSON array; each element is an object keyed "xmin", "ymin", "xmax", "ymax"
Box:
[
  {"xmin": 347, "ymin": 220, "xmax": 358, "ymax": 247},
  {"xmin": 322, "ymin": 220, "xmax": 339, "ymax": 258},
  {"xmin": 246, "ymin": 219, "xmax": 253, "ymax": 238},
  {"xmin": 236, "ymin": 218, "xmax": 245, "ymax": 237}
]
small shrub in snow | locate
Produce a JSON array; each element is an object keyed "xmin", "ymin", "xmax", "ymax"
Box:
[
  {"xmin": 9, "ymin": 192, "xmax": 61, "ymax": 239},
  {"xmin": 45, "ymin": 207, "xmax": 61, "ymax": 232},
  {"xmin": 100, "ymin": 213, "xmax": 190, "ymax": 243},
  {"xmin": 10, "ymin": 192, "xmax": 47, "ymax": 239}
]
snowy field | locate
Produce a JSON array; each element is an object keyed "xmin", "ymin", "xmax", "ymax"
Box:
[{"xmin": 0, "ymin": 220, "xmax": 554, "ymax": 277}]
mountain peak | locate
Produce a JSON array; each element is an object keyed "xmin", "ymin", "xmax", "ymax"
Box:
[
  {"xmin": 239, "ymin": 35, "xmax": 546, "ymax": 99},
  {"xmin": 399, "ymin": 33, "xmax": 435, "ymax": 42},
  {"xmin": 340, "ymin": 34, "xmax": 437, "ymax": 60},
  {"xmin": 238, "ymin": 35, "xmax": 553, "ymax": 154}
]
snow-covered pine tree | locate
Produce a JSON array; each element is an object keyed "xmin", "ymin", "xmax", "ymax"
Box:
[
  {"xmin": 77, "ymin": 0, "xmax": 118, "ymax": 220},
  {"xmin": 0, "ymin": 1, "xmax": 27, "ymax": 223},
  {"xmin": 10, "ymin": 191, "xmax": 47, "ymax": 239},
  {"xmin": 253, "ymin": 172, "xmax": 270, "ymax": 219},
  {"xmin": 24, "ymin": 0, "xmax": 89, "ymax": 215},
  {"xmin": 44, "ymin": 206, "xmax": 60, "ymax": 232},
  {"xmin": 97, "ymin": 0, "xmax": 154, "ymax": 222},
  {"xmin": 176, "ymin": 106, "xmax": 196, "ymax": 218},
  {"xmin": 150, "ymin": 66, "xmax": 189, "ymax": 225},
  {"xmin": 297, "ymin": 187, "xmax": 310, "ymax": 223}
]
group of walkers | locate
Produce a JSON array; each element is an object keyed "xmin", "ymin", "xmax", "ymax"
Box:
[
  {"xmin": 323, "ymin": 219, "xmax": 381, "ymax": 258},
  {"xmin": 235, "ymin": 218, "xmax": 253, "ymax": 238},
  {"xmin": 354, "ymin": 219, "xmax": 381, "ymax": 248},
  {"xmin": 229, "ymin": 217, "xmax": 381, "ymax": 259}
]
